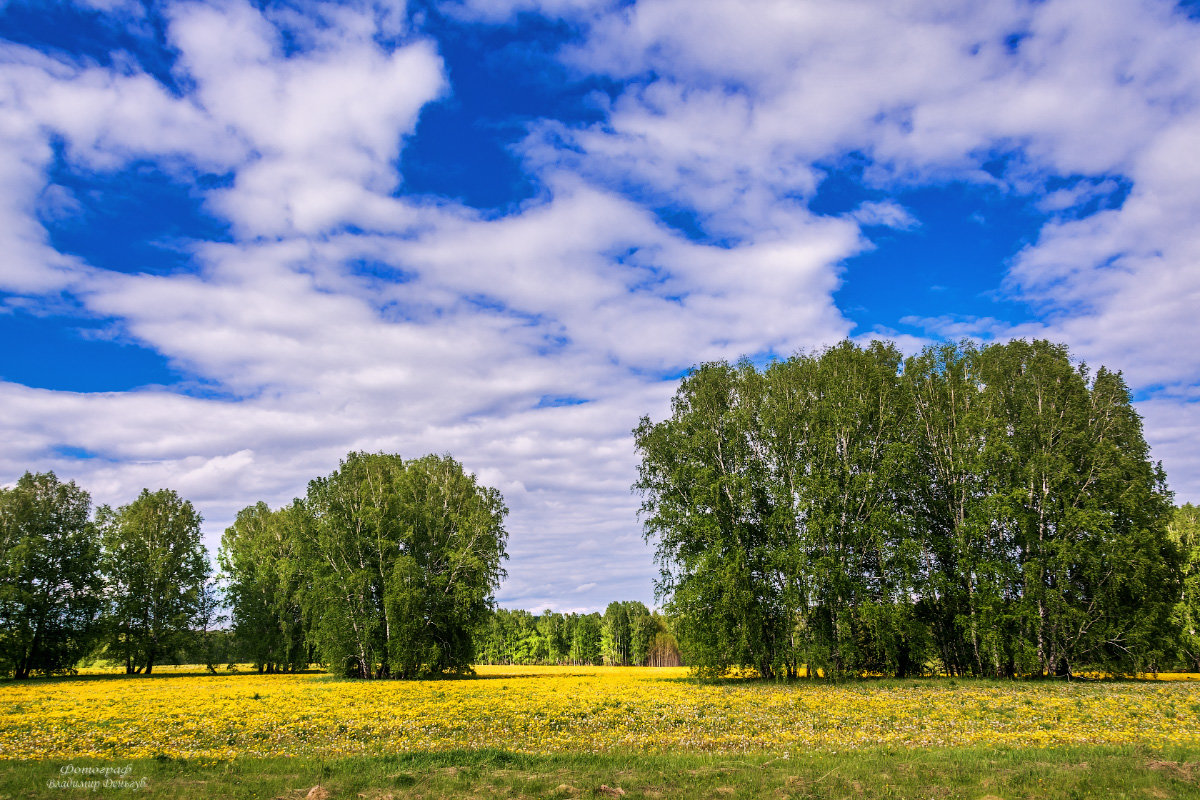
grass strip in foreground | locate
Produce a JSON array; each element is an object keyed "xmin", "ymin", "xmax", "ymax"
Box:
[{"xmin": 2, "ymin": 745, "xmax": 1199, "ymax": 799}]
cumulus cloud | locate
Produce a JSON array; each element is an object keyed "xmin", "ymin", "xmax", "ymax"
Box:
[{"xmin": 164, "ymin": 0, "xmax": 445, "ymax": 237}]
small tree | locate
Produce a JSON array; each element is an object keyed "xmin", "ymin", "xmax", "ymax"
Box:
[{"xmin": 99, "ymin": 489, "xmax": 210, "ymax": 675}]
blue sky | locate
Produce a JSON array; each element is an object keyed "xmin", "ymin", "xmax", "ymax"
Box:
[{"xmin": 2, "ymin": 0, "xmax": 1199, "ymax": 611}]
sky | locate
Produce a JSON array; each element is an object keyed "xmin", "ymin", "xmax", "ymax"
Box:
[{"xmin": 2, "ymin": 0, "xmax": 1200, "ymax": 613}]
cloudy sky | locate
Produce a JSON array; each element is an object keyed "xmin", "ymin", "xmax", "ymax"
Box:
[{"xmin": 2, "ymin": 0, "xmax": 1199, "ymax": 612}]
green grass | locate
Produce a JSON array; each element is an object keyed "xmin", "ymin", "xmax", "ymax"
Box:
[{"xmin": 2, "ymin": 746, "xmax": 1199, "ymax": 799}]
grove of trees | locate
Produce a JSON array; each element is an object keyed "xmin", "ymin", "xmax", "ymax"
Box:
[
  {"xmin": 0, "ymin": 474, "xmax": 213, "ymax": 677},
  {"xmin": 221, "ymin": 452, "xmax": 509, "ymax": 678},
  {"xmin": 0, "ymin": 451, "xmax": 510, "ymax": 680},
  {"xmin": 636, "ymin": 339, "xmax": 1187, "ymax": 679}
]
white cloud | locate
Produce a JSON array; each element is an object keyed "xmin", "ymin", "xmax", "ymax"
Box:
[
  {"xmin": 165, "ymin": 0, "xmax": 445, "ymax": 237},
  {"xmin": 1036, "ymin": 178, "xmax": 1124, "ymax": 213},
  {"xmin": 544, "ymin": 0, "xmax": 1200, "ymax": 503},
  {"xmin": 439, "ymin": 0, "xmax": 618, "ymax": 24},
  {"xmin": 850, "ymin": 200, "xmax": 919, "ymax": 230},
  {"xmin": 4, "ymin": 0, "xmax": 1200, "ymax": 616}
]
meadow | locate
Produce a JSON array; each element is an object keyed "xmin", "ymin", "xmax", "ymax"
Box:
[{"xmin": 3, "ymin": 666, "xmax": 1200, "ymax": 798}]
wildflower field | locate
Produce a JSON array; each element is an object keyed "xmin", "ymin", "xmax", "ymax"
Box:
[
  {"xmin": 4, "ymin": 667, "xmax": 1200, "ymax": 799},
  {"xmin": 4, "ymin": 665, "xmax": 1200, "ymax": 763}
]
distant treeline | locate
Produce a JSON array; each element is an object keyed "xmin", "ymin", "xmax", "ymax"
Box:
[
  {"xmin": 636, "ymin": 339, "xmax": 1200, "ymax": 679},
  {"xmin": 473, "ymin": 603, "xmax": 682, "ymax": 667}
]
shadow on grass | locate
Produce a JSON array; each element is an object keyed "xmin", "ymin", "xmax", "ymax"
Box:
[
  {"xmin": 1, "ymin": 667, "xmax": 327, "ymax": 685},
  {"xmin": 9, "ymin": 666, "xmax": 1195, "ymax": 688}
]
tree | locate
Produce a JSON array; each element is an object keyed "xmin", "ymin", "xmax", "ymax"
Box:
[
  {"xmin": 538, "ymin": 610, "xmax": 569, "ymax": 664},
  {"xmin": 601, "ymin": 601, "xmax": 649, "ymax": 665},
  {"xmin": 301, "ymin": 452, "xmax": 507, "ymax": 678},
  {"xmin": 778, "ymin": 341, "xmax": 912, "ymax": 677},
  {"xmin": 570, "ymin": 613, "xmax": 602, "ymax": 665},
  {"xmin": 1170, "ymin": 504, "xmax": 1200, "ymax": 671},
  {"xmin": 219, "ymin": 501, "xmax": 308, "ymax": 673},
  {"xmin": 635, "ymin": 360, "xmax": 784, "ymax": 677},
  {"xmin": 0, "ymin": 472, "xmax": 102, "ymax": 678},
  {"xmin": 98, "ymin": 489, "xmax": 210, "ymax": 675},
  {"xmin": 905, "ymin": 341, "xmax": 1000, "ymax": 676},
  {"xmin": 632, "ymin": 611, "xmax": 682, "ymax": 667},
  {"xmin": 637, "ymin": 344, "xmax": 913, "ymax": 678},
  {"xmin": 978, "ymin": 340, "xmax": 1177, "ymax": 675},
  {"xmin": 474, "ymin": 608, "xmax": 542, "ymax": 665},
  {"xmin": 631, "ymin": 610, "xmax": 658, "ymax": 666}
]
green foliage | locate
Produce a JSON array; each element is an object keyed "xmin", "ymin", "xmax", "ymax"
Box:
[
  {"xmin": 0, "ymin": 472, "xmax": 102, "ymax": 678},
  {"xmin": 601, "ymin": 601, "xmax": 650, "ymax": 665},
  {"xmin": 1170, "ymin": 503, "xmax": 1200, "ymax": 670},
  {"xmin": 570, "ymin": 612, "xmax": 602, "ymax": 665},
  {"xmin": 299, "ymin": 452, "xmax": 508, "ymax": 678},
  {"xmin": 635, "ymin": 360, "xmax": 782, "ymax": 677},
  {"xmin": 971, "ymin": 342, "xmax": 1179, "ymax": 675},
  {"xmin": 98, "ymin": 488, "xmax": 210, "ymax": 675},
  {"xmin": 636, "ymin": 338, "xmax": 1180, "ymax": 678},
  {"xmin": 219, "ymin": 501, "xmax": 308, "ymax": 673}
]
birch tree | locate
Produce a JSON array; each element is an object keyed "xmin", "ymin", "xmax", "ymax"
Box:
[
  {"xmin": 0, "ymin": 472, "xmax": 102, "ymax": 678},
  {"xmin": 302, "ymin": 452, "xmax": 507, "ymax": 678},
  {"xmin": 98, "ymin": 489, "xmax": 209, "ymax": 675}
]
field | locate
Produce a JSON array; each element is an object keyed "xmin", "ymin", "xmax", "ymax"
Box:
[{"xmin": 3, "ymin": 666, "xmax": 1200, "ymax": 798}]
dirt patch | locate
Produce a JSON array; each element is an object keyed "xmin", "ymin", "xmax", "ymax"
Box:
[{"xmin": 1146, "ymin": 760, "xmax": 1198, "ymax": 781}]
